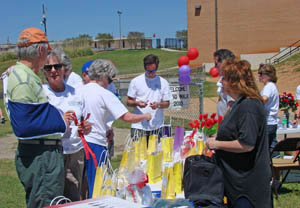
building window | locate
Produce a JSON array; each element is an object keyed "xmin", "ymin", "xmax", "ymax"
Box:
[{"xmin": 195, "ymin": 5, "xmax": 201, "ymax": 16}]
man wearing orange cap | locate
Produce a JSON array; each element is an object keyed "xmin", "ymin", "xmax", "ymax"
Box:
[{"xmin": 6, "ymin": 27, "xmax": 74, "ymax": 208}]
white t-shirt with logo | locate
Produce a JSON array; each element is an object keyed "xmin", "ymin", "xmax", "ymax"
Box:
[
  {"xmin": 127, "ymin": 73, "xmax": 171, "ymax": 130},
  {"xmin": 43, "ymin": 83, "xmax": 84, "ymax": 154},
  {"xmin": 82, "ymin": 83, "xmax": 128, "ymax": 146},
  {"xmin": 260, "ymin": 82, "xmax": 279, "ymax": 125},
  {"xmin": 296, "ymin": 85, "xmax": 300, "ymax": 100},
  {"xmin": 65, "ymin": 72, "xmax": 83, "ymax": 88}
]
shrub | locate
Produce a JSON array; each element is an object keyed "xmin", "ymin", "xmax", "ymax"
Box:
[{"xmin": 0, "ymin": 52, "xmax": 17, "ymax": 62}]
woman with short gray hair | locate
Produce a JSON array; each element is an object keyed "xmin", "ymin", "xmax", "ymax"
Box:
[
  {"xmin": 51, "ymin": 46, "xmax": 83, "ymax": 88},
  {"xmin": 81, "ymin": 59, "xmax": 151, "ymax": 198}
]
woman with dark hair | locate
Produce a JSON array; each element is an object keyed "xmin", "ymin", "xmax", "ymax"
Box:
[
  {"xmin": 258, "ymin": 64, "xmax": 279, "ymax": 157},
  {"xmin": 206, "ymin": 60, "xmax": 272, "ymax": 208}
]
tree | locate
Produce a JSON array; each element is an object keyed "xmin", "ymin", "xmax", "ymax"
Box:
[
  {"xmin": 127, "ymin": 32, "xmax": 144, "ymax": 49},
  {"xmin": 63, "ymin": 34, "xmax": 92, "ymax": 49},
  {"xmin": 96, "ymin": 33, "xmax": 113, "ymax": 49},
  {"xmin": 176, "ymin": 29, "xmax": 188, "ymax": 49}
]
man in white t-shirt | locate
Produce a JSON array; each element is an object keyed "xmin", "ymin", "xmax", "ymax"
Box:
[
  {"xmin": 52, "ymin": 46, "xmax": 83, "ymax": 88},
  {"xmin": 127, "ymin": 54, "xmax": 170, "ymax": 144},
  {"xmin": 82, "ymin": 59, "xmax": 151, "ymax": 198},
  {"xmin": 213, "ymin": 49, "xmax": 235, "ymax": 116}
]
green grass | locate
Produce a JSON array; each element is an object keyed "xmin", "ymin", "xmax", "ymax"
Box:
[
  {"xmin": 0, "ymin": 159, "xmax": 26, "ymax": 208},
  {"xmin": 71, "ymin": 49, "xmax": 186, "ymax": 75},
  {"xmin": 0, "ymin": 101, "xmax": 12, "ymax": 137}
]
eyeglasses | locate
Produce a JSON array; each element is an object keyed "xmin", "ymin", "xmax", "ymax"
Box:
[
  {"xmin": 44, "ymin": 64, "xmax": 63, "ymax": 71},
  {"xmin": 145, "ymin": 69, "xmax": 157, "ymax": 73}
]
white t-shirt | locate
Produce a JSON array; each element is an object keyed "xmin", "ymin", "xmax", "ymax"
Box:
[
  {"xmin": 127, "ymin": 73, "xmax": 171, "ymax": 130},
  {"xmin": 82, "ymin": 83, "xmax": 128, "ymax": 146},
  {"xmin": 296, "ymin": 85, "xmax": 300, "ymax": 100},
  {"xmin": 43, "ymin": 83, "xmax": 84, "ymax": 154},
  {"xmin": 260, "ymin": 82, "xmax": 279, "ymax": 125},
  {"xmin": 65, "ymin": 72, "xmax": 83, "ymax": 88},
  {"xmin": 216, "ymin": 78, "xmax": 234, "ymax": 116}
]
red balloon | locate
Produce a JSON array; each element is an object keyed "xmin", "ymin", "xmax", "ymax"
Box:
[
  {"xmin": 209, "ymin": 67, "xmax": 219, "ymax": 77},
  {"xmin": 177, "ymin": 56, "xmax": 190, "ymax": 67},
  {"xmin": 187, "ymin": 48, "xmax": 199, "ymax": 60}
]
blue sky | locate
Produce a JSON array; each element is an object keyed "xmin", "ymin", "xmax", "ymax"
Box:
[{"xmin": 0, "ymin": 0, "xmax": 187, "ymax": 43}]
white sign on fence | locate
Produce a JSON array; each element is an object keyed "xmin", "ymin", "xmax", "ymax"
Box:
[{"xmin": 169, "ymin": 84, "xmax": 190, "ymax": 110}]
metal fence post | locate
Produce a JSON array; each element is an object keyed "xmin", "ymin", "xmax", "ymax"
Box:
[{"xmin": 199, "ymin": 81, "xmax": 204, "ymax": 114}]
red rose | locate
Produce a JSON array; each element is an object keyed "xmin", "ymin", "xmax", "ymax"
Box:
[
  {"xmin": 218, "ymin": 115, "xmax": 223, "ymax": 124},
  {"xmin": 194, "ymin": 120, "xmax": 200, "ymax": 128},
  {"xmin": 199, "ymin": 114, "xmax": 203, "ymax": 121},
  {"xmin": 189, "ymin": 121, "xmax": 194, "ymax": 128},
  {"xmin": 201, "ymin": 121, "xmax": 205, "ymax": 128},
  {"xmin": 210, "ymin": 113, "xmax": 217, "ymax": 119},
  {"xmin": 203, "ymin": 113, "xmax": 208, "ymax": 119}
]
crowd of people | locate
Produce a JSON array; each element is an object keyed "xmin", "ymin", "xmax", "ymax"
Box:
[{"xmin": 2, "ymin": 27, "xmax": 300, "ymax": 208}]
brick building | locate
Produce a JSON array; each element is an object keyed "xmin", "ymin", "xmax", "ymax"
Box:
[{"xmin": 187, "ymin": 0, "xmax": 300, "ymax": 66}]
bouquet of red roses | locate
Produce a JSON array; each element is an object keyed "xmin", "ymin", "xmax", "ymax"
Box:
[
  {"xmin": 279, "ymin": 92, "xmax": 298, "ymax": 113},
  {"xmin": 189, "ymin": 113, "xmax": 223, "ymax": 137}
]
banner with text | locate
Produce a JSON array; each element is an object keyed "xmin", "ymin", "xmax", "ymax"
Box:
[{"xmin": 169, "ymin": 85, "xmax": 190, "ymax": 110}]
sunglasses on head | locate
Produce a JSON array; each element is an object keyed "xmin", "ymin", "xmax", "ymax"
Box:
[
  {"xmin": 145, "ymin": 69, "xmax": 157, "ymax": 73},
  {"xmin": 44, "ymin": 64, "xmax": 63, "ymax": 71}
]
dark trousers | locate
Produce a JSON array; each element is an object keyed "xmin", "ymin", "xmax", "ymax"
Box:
[
  {"xmin": 267, "ymin": 124, "xmax": 280, "ymax": 158},
  {"xmin": 15, "ymin": 142, "xmax": 64, "ymax": 208}
]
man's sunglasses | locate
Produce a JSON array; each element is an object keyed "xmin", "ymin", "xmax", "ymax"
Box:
[
  {"xmin": 44, "ymin": 64, "xmax": 63, "ymax": 71},
  {"xmin": 145, "ymin": 69, "xmax": 157, "ymax": 73}
]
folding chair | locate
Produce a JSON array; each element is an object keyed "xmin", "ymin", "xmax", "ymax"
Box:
[{"xmin": 270, "ymin": 137, "xmax": 300, "ymax": 199}]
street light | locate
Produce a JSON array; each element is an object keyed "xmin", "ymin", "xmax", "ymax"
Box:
[{"xmin": 117, "ymin": 10, "xmax": 122, "ymax": 49}]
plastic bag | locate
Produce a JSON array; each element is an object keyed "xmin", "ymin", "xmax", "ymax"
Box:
[
  {"xmin": 161, "ymin": 165, "xmax": 175, "ymax": 199},
  {"xmin": 161, "ymin": 137, "xmax": 174, "ymax": 162},
  {"xmin": 147, "ymin": 152, "xmax": 162, "ymax": 184},
  {"xmin": 148, "ymin": 135, "xmax": 158, "ymax": 155},
  {"xmin": 174, "ymin": 161, "xmax": 183, "ymax": 194},
  {"xmin": 92, "ymin": 150, "xmax": 108, "ymax": 198}
]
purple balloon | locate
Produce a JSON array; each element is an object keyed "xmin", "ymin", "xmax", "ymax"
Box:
[
  {"xmin": 178, "ymin": 65, "xmax": 191, "ymax": 76},
  {"xmin": 179, "ymin": 75, "xmax": 191, "ymax": 85}
]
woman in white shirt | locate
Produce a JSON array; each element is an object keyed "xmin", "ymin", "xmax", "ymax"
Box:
[
  {"xmin": 81, "ymin": 59, "xmax": 151, "ymax": 198},
  {"xmin": 258, "ymin": 64, "xmax": 280, "ymax": 158},
  {"xmin": 43, "ymin": 51, "xmax": 91, "ymax": 201}
]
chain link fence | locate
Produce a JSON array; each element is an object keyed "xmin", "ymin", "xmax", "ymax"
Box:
[{"xmin": 115, "ymin": 66, "xmax": 206, "ymax": 130}]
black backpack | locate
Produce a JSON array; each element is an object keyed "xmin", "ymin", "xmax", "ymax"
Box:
[{"xmin": 183, "ymin": 154, "xmax": 224, "ymax": 207}]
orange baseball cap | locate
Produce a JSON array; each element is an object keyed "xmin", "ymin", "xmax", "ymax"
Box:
[{"xmin": 17, "ymin": 27, "xmax": 52, "ymax": 50}]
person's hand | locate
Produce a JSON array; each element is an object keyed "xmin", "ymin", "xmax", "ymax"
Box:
[
  {"xmin": 78, "ymin": 120, "xmax": 92, "ymax": 135},
  {"xmin": 149, "ymin": 102, "xmax": 159, "ymax": 110},
  {"xmin": 205, "ymin": 136, "xmax": 218, "ymax": 150},
  {"xmin": 144, "ymin": 113, "xmax": 152, "ymax": 121},
  {"xmin": 63, "ymin": 110, "xmax": 75, "ymax": 126},
  {"xmin": 137, "ymin": 100, "xmax": 147, "ymax": 108}
]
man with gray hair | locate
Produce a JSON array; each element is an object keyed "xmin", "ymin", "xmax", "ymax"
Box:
[
  {"xmin": 52, "ymin": 46, "xmax": 83, "ymax": 88},
  {"xmin": 213, "ymin": 49, "xmax": 235, "ymax": 116},
  {"xmin": 81, "ymin": 59, "xmax": 151, "ymax": 198},
  {"xmin": 6, "ymin": 27, "xmax": 73, "ymax": 208}
]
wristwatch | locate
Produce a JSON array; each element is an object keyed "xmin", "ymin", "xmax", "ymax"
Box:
[{"xmin": 158, "ymin": 103, "xmax": 161, "ymax": 109}]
